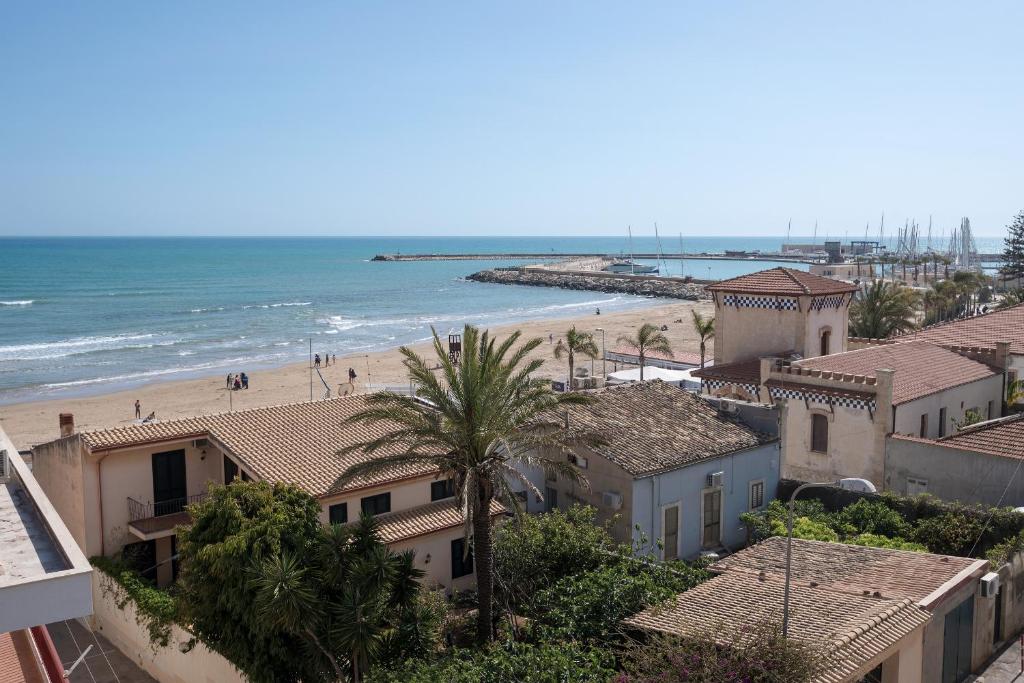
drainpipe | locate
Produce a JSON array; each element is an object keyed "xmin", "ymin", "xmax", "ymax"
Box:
[{"xmin": 97, "ymin": 451, "xmax": 111, "ymax": 557}]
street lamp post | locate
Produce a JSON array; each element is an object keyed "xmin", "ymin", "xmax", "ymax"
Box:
[
  {"xmin": 595, "ymin": 328, "xmax": 606, "ymax": 379},
  {"xmin": 782, "ymin": 480, "xmax": 840, "ymax": 638}
]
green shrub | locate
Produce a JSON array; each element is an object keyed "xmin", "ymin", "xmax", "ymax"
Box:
[
  {"xmin": 368, "ymin": 641, "xmax": 615, "ymax": 683},
  {"xmin": 768, "ymin": 516, "xmax": 839, "ymax": 542},
  {"xmin": 837, "ymin": 499, "xmax": 911, "ymax": 538},
  {"xmin": 847, "ymin": 533, "xmax": 926, "ymax": 552},
  {"xmin": 912, "ymin": 512, "xmax": 986, "ymax": 556},
  {"xmin": 529, "ymin": 558, "xmax": 707, "ymax": 644},
  {"xmin": 91, "ymin": 556, "xmax": 178, "ymax": 648}
]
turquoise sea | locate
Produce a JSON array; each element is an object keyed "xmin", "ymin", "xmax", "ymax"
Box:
[{"xmin": 0, "ymin": 236, "xmax": 1004, "ymax": 403}]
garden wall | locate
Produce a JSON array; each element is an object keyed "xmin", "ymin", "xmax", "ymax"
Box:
[{"xmin": 87, "ymin": 572, "xmax": 246, "ymax": 683}]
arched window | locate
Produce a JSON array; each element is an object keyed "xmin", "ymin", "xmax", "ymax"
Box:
[
  {"xmin": 820, "ymin": 329, "xmax": 831, "ymax": 356},
  {"xmin": 811, "ymin": 414, "xmax": 829, "ymax": 453}
]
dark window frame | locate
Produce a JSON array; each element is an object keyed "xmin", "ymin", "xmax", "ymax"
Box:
[
  {"xmin": 430, "ymin": 479, "xmax": 455, "ymax": 502},
  {"xmin": 329, "ymin": 502, "xmax": 348, "ymax": 525},
  {"xmin": 810, "ymin": 414, "xmax": 829, "ymax": 453},
  {"xmin": 451, "ymin": 538, "xmax": 474, "ymax": 579},
  {"xmin": 361, "ymin": 492, "xmax": 391, "ymax": 516}
]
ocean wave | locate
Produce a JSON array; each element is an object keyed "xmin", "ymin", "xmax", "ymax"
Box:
[
  {"xmin": 0, "ymin": 300, "xmax": 34, "ymax": 306},
  {"xmin": 41, "ymin": 353, "xmax": 284, "ymax": 389},
  {"xmin": 0, "ymin": 333, "xmax": 165, "ymax": 361},
  {"xmin": 190, "ymin": 306, "xmax": 227, "ymax": 313},
  {"xmin": 243, "ymin": 301, "xmax": 312, "ymax": 309}
]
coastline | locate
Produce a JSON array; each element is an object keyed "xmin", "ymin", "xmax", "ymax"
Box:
[{"xmin": 0, "ymin": 301, "xmax": 712, "ymax": 449}]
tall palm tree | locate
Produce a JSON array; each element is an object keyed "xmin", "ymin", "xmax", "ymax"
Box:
[
  {"xmin": 336, "ymin": 325, "xmax": 595, "ymax": 644},
  {"xmin": 690, "ymin": 310, "xmax": 714, "ymax": 368},
  {"xmin": 553, "ymin": 326, "xmax": 599, "ymax": 390},
  {"xmin": 617, "ymin": 322, "xmax": 673, "ymax": 380},
  {"xmin": 849, "ymin": 281, "xmax": 921, "ymax": 338}
]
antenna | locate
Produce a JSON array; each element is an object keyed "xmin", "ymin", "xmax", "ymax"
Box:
[{"xmin": 786, "ymin": 218, "xmax": 791, "ymax": 245}]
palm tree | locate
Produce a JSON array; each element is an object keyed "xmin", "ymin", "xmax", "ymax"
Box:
[
  {"xmin": 554, "ymin": 326, "xmax": 599, "ymax": 390},
  {"xmin": 617, "ymin": 322, "xmax": 673, "ymax": 380},
  {"xmin": 849, "ymin": 281, "xmax": 921, "ymax": 338},
  {"xmin": 690, "ymin": 311, "xmax": 714, "ymax": 368},
  {"xmin": 1007, "ymin": 378, "xmax": 1024, "ymax": 410},
  {"xmin": 998, "ymin": 289, "xmax": 1024, "ymax": 309},
  {"xmin": 336, "ymin": 325, "xmax": 595, "ymax": 644}
]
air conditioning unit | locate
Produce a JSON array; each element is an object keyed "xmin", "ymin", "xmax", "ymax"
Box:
[
  {"xmin": 601, "ymin": 491, "xmax": 623, "ymax": 511},
  {"xmin": 706, "ymin": 471, "xmax": 724, "ymax": 488},
  {"xmin": 718, "ymin": 400, "xmax": 739, "ymax": 415},
  {"xmin": 981, "ymin": 572, "xmax": 1001, "ymax": 598}
]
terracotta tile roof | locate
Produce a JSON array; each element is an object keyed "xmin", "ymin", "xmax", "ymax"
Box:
[
  {"xmin": 931, "ymin": 413, "xmax": 1024, "ymax": 459},
  {"xmin": 78, "ymin": 397, "xmax": 439, "ymax": 497},
  {"xmin": 606, "ymin": 346, "xmax": 707, "ymax": 366},
  {"xmin": 552, "ymin": 381, "xmax": 775, "ymax": 477},
  {"xmin": 626, "ymin": 571, "xmax": 930, "ymax": 683},
  {"xmin": 707, "ymin": 267, "xmax": 859, "ymax": 296},
  {"xmin": 374, "ymin": 499, "xmax": 506, "ymax": 544},
  {"xmin": 0, "ymin": 630, "xmax": 46, "ymax": 683},
  {"xmin": 896, "ymin": 303, "xmax": 1024, "ymax": 355},
  {"xmin": 691, "ymin": 358, "xmax": 762, "ymax": 384},
  {"xmin": 710, "ymin": 537, "xmax": 981, "ymax": 604},
  {"xmin": 793, "ymin": 341, "xmax": 1000, "ymax": 405}
]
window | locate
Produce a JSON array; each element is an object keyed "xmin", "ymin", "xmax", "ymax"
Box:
[
  {"xmin": 702, "ymin": 489, "xmax": 722, "ymax": 549},
  {"xmin": 328, "ymin": 502, "xmax": 348, "ymax": 525},
  {"xmin": 749, "ymin": 480, "xmax": 765, "ymax": 510},
  {"xmin": 907, "ymin": 478, "xmax": 928, "ymax": 496},
  {"xmin": 431, "ymin": 479, "xmax": 455, "ymax": 501},
  {"xmin": 988, "ymin": 400, "xmax": 996, "ymax": 419},
  {"xmin": 568, "ymin": 453, "xmax": 588, "ymax": 469},
  {"xmin": 939, "ymin": 407, "xmax": 947, "ymax": 437},
  {"xmin": 360, "ymin": 492, "xmax": 391, "ymax": 516},
  {"xmin": 241, "ymin": 470, "xmax": 252, "ymax": 482},
  {"xmin": 663, "ymin": 505, "xmax": 679, "ymax": 560},
  {"xmin": 223, "ymin": 455, "xmax": 239, "ymax": 483},
  {"xmin": 920, "ymin": 413, "xmax": 929, "ymax": 438},
  {"xmin": 451, "ymin": 538, "xmax": 474, "ymax": 579},
  {"xmin": 544, "ymin": 486, "xmax": 558, "ymax": 513},
  {"xmin": 811, "ymin": 414, "xmax": 829, "ymax": 453},
  {"xmin": 820, "ymin": 329, "xmax": 831, "ymax": 356}
]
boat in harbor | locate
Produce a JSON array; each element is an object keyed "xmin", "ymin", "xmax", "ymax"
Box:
[
  {"xmin": 604, "ymin": 260, "xmax": 659, "ymax": 274},
  {"xmin": 603, "ymin": 225, "xmax": 659, "ymax": 274}
]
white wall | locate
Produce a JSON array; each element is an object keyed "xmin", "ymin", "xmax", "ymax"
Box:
[
  {"xmin": 893, "ymin": 375, "xmax": 1004, "ymax": 439},
  {"xmin": 391, "ymin": 526, "xmax": 478, "ymax": 594},
  {"xmin": 317, "ymin": 475, "xmax": 436, "ymax": 524}
]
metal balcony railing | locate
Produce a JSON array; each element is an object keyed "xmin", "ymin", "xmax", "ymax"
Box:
[{"xmin": 127, "ymin": 493, "xmax": 208, "ymax": 522}]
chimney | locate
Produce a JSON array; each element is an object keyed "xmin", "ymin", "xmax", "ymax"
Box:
[
  {"xmin": 995, "ymin": 341, "xmax": 1011, "ymax": 370},
  {"xmin": 59, "ymin": 413, "xmax": 75, "ymax": 438},
  {"xmin": 874, "ymin": 369, "xmax": 895, "ymax": 433}
]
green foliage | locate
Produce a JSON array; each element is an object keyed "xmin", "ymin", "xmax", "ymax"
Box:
[
  {"xmin": 617, "ymin": 323, "xmax": 673, "ymax": 380},
  {"xmin": 741, "ymin": 499, "xmax": 828, "ymax": 543},
  {"xmin": 368, "ymin": 641, "xmax": 615, "ymax": 683},
  {"xmin": 998, "ymin": 289, "xmax": 1024, "ymax": 310},
  {"xmin": 837, "ymin": 498, "xmax": 911, "ymax": 538},
  {"xmin": 337, "ymin": 325, "xmax": 601, "ymax": 645},
  {"xmin": 952, "ymin": 408, "xmax": 985, "ymax": 432},
  {"xmin": 493, "ymin": 505, "xmax": 615, "ymax": 612},
  {"xmin": 912, "ymin": 513, "xmax": 986, "ymax": 557},
  {"xmin": 528, "ymin": 558, "xmax": 708, "ymax": 644},
  {"xmin": 1001, "ymin": 210, "xmax": 1024, "ymax": 281},
  {"xmin": 849, "ymin": 280, "xmax": 920, "ymax": 338},
  {"xmin": 91, "ymin": 555, "xmax": 178, "ymax": 648},
  {"xmin": 617, "ymin": 628, "xmax": 829, "ymax": 683},
  {"xmin": 846, "ymin": 533, "xmax": 927, "ymax": 552},
  {"xmin": 177, "ymin": 481, "xmax": 433, "ymax": 683},
  {"xmin": 768, "ymin": 515, "xmax": 838, "ymax": 542}
]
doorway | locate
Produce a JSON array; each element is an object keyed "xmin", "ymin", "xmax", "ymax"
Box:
[{"xmin": 152, "ymin": 449, "xmax": 187, "ymax": 516}]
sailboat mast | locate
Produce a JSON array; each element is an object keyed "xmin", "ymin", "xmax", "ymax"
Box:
[
  {"xmin": 628, "ymin": 225, "xmax": 635, "ymax": 275},
  {"xmin": 679, "ymin": 233, "xmax": 684, "ymax": 278}
]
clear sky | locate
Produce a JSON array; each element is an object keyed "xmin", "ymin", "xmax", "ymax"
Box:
[{"xmin": 1, "ymin": 2, "xmax": 1021, "ymax": 237}]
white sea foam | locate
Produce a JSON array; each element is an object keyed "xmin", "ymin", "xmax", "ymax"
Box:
[
  {"xmin": 0, "ymin": 300, "xmax": 34, "ymax": 306},
  {"xmin": 243, "ymin": 301, "xmax": 312, "ymax": 309},
  {"xmin": 0, "ymin": 333, "xmax": 166, "ymax": 361}
]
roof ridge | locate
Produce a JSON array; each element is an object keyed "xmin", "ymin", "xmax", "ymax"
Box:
[
  {"xmin": 829, "ymin": 598, "xmax": 921, "ymax": 649},
  {"xmin": 80, "ymin": 395, "xmax": 359, "ymax": 436},
  {"xmin": 938, "ymin": 411, "xmax": 1024, "ymax": 441},
  {"xmin": 781, "ymin": 267, "xmax": 811, "ymax": 294}
]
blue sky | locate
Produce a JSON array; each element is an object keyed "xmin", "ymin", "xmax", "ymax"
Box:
[{"xmin": 1, "ymin": 2, "xmax": 1021, "ymax": 237}]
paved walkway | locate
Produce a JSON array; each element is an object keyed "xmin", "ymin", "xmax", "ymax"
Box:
[
  {"xmin": 46, "ymin": 620, "xmax": 155, "ymax": 683},
  {"xmin": 975, "ymin": 636, "xmax": 1024, "ymax": 682}
]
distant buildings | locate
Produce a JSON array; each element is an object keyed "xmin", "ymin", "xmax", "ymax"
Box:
[
  {"xmin": 517, "ymin": 381, "xmax": 779, "ymax": 559},
  {"xmin": 31, "ymin": 397, "xmax": 499, "ymax": 592}
]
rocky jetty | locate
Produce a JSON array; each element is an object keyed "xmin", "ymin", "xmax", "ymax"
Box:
[{"xmin": 466, "ymin": 267, "xmax": 706, "ymax": 300}]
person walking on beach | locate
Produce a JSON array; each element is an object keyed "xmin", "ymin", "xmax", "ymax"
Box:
[
  {"xmin": 134, "ymin": 400, "xmax": 141, "ymax": 419},
  {"xmin": 314, "ymin": 354, "xmax": 321, "ymax": 368},
  {"xmin": 348, "ymin": 367, "xmax": 356, "ymax": 383},
  {"xmin": 226, "ymin": 373, "xmax": 233, "ymax": 389},
  {"xmin": 332, "ymin": 354, "xmax": 336, "ymax": 365},
  {"xmin": 240, "ymin": 372, "xmax": 248, "ymax": 389}
]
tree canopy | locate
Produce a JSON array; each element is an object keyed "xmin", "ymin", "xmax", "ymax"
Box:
[
  {"xmin": 1001, "ymin": 210, "xmax": 1024, "ymax": 282},
  {"xmin": 849, "ymin": 280, "xmax": 919, "ymax": 338}
]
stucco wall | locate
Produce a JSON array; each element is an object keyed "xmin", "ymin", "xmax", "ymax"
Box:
[
  {"xmin": 780, "ymin": 400, "xmax": 886, "ymax": 486},
  {"xmin": 31, "ymin": 436, "xmax": 91, "ymax": 554},
  {"xmin": 96, "ymin": 439, "xmax": 223, "ymax": 555},
  {"xmin": 317, "ymin": 475, "xmax": 437, "ymax": 524},
  {"xmin": 713, "ymin": 303, "xmax": 805, "ymax": 364},
  {"xmin": 886, "ymin": 438, "xmax": 1024, "ymax": 507},
  {"xmin": 630, "ymin": 443, "xmax": 780, "ymax": 559},
  {"xmin": 801, "ymin": 306, "xmax": 849, "ymax": 357},
  {"xmin": 892, "ymin": 375, "xmax": 1003, "ymax": 439},
  {"xmin": 919, "ymin": 576, "xmax": 993, "ymax": 682},
  {"xmin": 391, "ymin": 526, "xmax": 480, "ymax": 594},
  {"xmin": 542, "ymin": 445, "xmax": 635, "ymax": 543},
  {"xmin": 89, "ymin": 571, "xmax": 246, "ymax": 683}
]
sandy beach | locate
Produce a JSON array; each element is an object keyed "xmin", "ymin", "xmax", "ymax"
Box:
[{"xmin": 0, "ymin": 301, "xmax": 713, "ymax": 449}]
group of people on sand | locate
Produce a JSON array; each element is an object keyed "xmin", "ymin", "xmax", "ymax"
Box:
[
  {"xmin": 313, "ymin": 352, "xmax": 337, "ymax": 368},
  {"xmin": 226, "ymin": 372, "xmax": 249, "ymax": 390},
  {"xmin": 133, "ymin": 400, "xmax": 156, "ymax": 422}
]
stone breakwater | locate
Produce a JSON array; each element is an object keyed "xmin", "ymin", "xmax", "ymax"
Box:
[{"xmin": 466, "ymin": 267, "xmax": 707, "ymax": 300}]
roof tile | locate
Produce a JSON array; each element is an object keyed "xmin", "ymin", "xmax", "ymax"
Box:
[
  {"xmin": 374, "ymin": 499, "xmax": 505, "ymax": 544},
  {"xmin": 708, "ymin": 267, "xmax": 859, "ymax": 296},
  {"xmin": 897, "ymin": 303, "xmax": 1024, "ymax": 355}
]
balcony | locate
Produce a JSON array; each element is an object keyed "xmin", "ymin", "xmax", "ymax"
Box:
[{"xmin": 126, "ymin": 493, "xmax": 207, "ymax": 541}]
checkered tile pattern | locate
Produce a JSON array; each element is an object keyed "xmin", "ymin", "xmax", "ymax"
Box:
[
  {"xmin": 768, "ymin": 386, "xmax": 875, "ymax": 411},
  {"xmin": 704, "ymin": 379, "xmax": 761, "ymax": 396},
  {"xmin": 722, "ymin": 294, "xmax": 798, "ymax": 310},
  {"xmin": 811, "ymin": 294, "xmax": 847, "ymax": 311}
]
